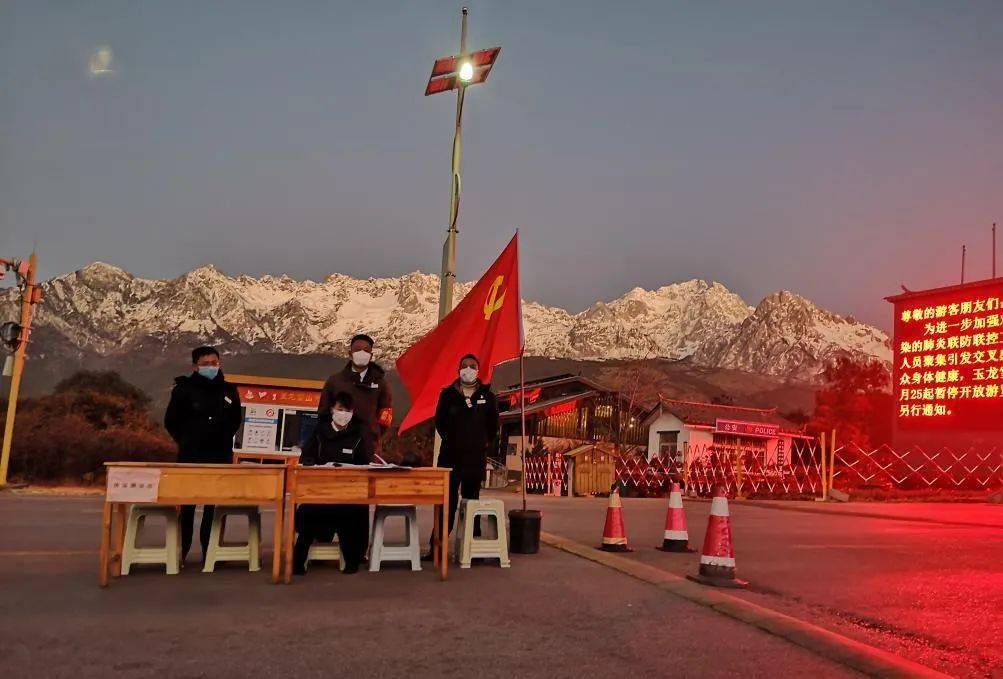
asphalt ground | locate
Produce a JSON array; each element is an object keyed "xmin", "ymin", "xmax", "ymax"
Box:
[
  {"xmin": 496, "ymin": 492, "xmax": 1003, "ymax": 678},
  {"xmin": 0, "ymin": 493, "xmax": 860, "ymax": 679}
]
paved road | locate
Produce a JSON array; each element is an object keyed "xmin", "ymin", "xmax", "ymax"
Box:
[
  {"xmin": 0, "ymin": 494, "xmax": 858, "ymax": 679},
  {"xmin": 496, "ymin": 492, "xmax": 1003, "ymax": 678}
]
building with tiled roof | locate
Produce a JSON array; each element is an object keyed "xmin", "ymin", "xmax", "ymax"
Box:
[{"xmin": 643, "ymin": 396, "xmax": 811, "ymax": 466}]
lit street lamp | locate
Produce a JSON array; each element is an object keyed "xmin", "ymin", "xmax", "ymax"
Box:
[{"xmin": 424, "ymin": 7, "xmax": 501, "ymax": 321}]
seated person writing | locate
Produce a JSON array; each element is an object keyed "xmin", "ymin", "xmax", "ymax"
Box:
[{"xmin": 293, "ymin": 391, "xmax": 370, "ymax": 575}]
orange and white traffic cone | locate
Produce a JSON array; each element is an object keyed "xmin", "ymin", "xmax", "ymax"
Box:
[
  {"xmin": 657, "ymin": 482, "xmax": 693, "ymax": 552},
  {"xmin": 686, "ymin": 485, "xmax": 748, "ymax": 588},
  {"xmin": 600, "ymin": 487, "xmax": 631, "ymax": 552}
]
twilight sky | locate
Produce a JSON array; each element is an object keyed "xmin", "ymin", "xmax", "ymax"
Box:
[{"xmin": 2, "ymin": 1, "xmax": 1001, "ymax": 330}]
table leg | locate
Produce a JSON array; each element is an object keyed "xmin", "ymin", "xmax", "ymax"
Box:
[
  {"xmin": 432, "ymin": 505, "xmax": 441, "ymax": 569},
  {"xmin": 283, "ymin": 494, "xmax": 295, "ymax": 584},
  {"xmin": 271, "ymin": 497, "xmax": 283, "ymax": 584},
  {"xmin": 99, "ymin": 501, "xmax": 112, "ymax": 587},
  {"xmin": 112, "ymin": 503, "xmax": 127, "ymax": 578},
  {"xmin": 440, "ymin": 489, "xmax": 448, "ymax": 581}
]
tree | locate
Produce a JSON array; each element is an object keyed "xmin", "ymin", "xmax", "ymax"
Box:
[
  {"xmin": 1, "ymin": 371, "xmax": 174, "ymax": 483},
  {"xmin": 55, "ymin": 370, "xmax": 152, "ymax": 409},
  {"xmin": 808, "ymin": 357, "xmax": 892, "ymax": 449}
]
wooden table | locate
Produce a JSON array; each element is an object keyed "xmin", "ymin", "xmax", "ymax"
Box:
[
  {"xmin": 99, "ymin": 463, "xmax": 287, "ymax": 587},
  {"xmin": 284, "ymin": 466, "xmax": 451, "ymax": 583}
]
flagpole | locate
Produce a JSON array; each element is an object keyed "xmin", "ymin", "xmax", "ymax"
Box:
[{"xmin": 520, "ymin": 348, "xmax": 528, "ymax": 512}]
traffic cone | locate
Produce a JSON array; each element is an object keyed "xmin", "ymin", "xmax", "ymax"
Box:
[
  {"xmin": 657, "ymin": 483, "xmax": 693, "ymax": 552},
  {"xmin": 600, "ymin": 488, "xmax": 631, "ymax": 552},
  {"xmin": 686, "ymin": 485, "xmax": 748, "ymax": 588}
]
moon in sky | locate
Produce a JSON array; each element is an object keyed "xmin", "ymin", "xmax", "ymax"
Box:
[{"xmin": 88, "ymin": 46, "xmax": 115, "ymax": 77}]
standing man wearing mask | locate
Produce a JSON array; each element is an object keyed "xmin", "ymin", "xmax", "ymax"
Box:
[
  {"xmin": 426, "ymin": 354, "xmax": 499, "ymax": 557},
  {"xmin": 317, "ymin": 334, "xmax": 393, "ymax": 457},
  {"xmin": 164, "ymin": 346, "xmax": 242, "ymax": 565}
]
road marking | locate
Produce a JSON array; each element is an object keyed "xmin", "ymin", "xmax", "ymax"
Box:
[
  {"xmin": 541, "ymin": 531, "xmax": 948, "ymax": 679},
  {"xmin": 0, "ymin": 550, "xmax": 96, "ymax": 557}
]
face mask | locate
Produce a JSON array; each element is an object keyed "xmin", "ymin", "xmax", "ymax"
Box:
[
  {"xmin": 331, "ymin": 410, "xmax": 353, "ymax": 427},
  {"xmin": 459, "ymin": 367, "xmax": 479, "ymax": 385},
  {"xmin": 351, "ymin": 350, "xmax": 372, "ymax": 368},
  {"xmin": 197, "ymin": 366, "xmax": 219, "ymax": 380}
]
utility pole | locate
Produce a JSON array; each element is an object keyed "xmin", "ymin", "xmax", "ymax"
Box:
[{"xmin": 1, "ymin": 252, "xmax": 40, "ymax": 488}]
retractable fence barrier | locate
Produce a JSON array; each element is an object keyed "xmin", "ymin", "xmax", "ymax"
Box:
[
  {"xmin": 522, "ymin": 438, "xmax": 1002, "ymax": 499},
  {"xmin": 685, "ymin": 439, "xmax": 827, "ymax": 500},
  {"xmin": 831, "ymin": 443, "xmax": 1003, "ymax": 492}
]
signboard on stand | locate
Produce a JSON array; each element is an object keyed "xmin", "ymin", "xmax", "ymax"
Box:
[{"xmin": 243, "ymin": 405, "xmax": 280, "ymax": 452}]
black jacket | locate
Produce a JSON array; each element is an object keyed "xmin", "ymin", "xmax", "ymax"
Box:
[
  {"xmin": 164, "ymin": 371, "xmax": 242, "ymax": 464},
  {"xmin": 317, "ymin": 361, "xmax": 392, "ymax": 454},
  {"xmin": 300, "ymin": 418, "xmax": 371, "ymax": 466},
  {"xmin": 435, "ymin": 380, "xmax": 499, "ymax": 470}
]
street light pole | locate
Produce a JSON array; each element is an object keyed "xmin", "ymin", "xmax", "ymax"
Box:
[
  {"xmin": 438, "ymin": 7, "xmax": 468, "ymax": 321},
  {"xmin": 424, "ymin": 7, "xmax": 501, "ymax": 468}
]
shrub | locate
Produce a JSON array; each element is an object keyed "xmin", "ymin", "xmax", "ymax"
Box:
[{"xmin": 1, "ymin": 371, "xmax": 175, "ymax": 484}]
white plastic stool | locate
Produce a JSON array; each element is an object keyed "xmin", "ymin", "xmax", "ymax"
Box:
[
  {"xmin": 202, "ymin": 506, "xmax": 261, "ymax": 573},
  {"xmin": 307, "ymin": 537, "xmax": 346, "ymax": 572},
  {"xmin": 455, "ymin": 499, "xmax": 510, "ymax": 569},
  {"xmin": 369, "ymin": 505, "xmax": 421, "ymax": 572},
  {"xmin": 121, "ymin": 504, "xmax": 181, "ymax": 575}
]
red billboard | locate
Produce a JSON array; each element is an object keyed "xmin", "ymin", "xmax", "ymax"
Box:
[{"xmin": 887, "ymin": 278, "xmax": 1003, "ymax": 433}]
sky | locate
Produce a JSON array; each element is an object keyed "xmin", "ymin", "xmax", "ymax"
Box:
[{"xmin": 1, "ymin": 1, "xmax": 1001, "ymax": 330}]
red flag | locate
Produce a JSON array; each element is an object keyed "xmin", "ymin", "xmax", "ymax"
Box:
[{"xmin": 397, "ymin": 233, "xmax": 523, "ymax": 432}]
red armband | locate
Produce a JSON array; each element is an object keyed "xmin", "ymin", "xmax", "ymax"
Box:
[{"xmin": 378, "ymin": 408, "xmax": 393, "ymax": 428}]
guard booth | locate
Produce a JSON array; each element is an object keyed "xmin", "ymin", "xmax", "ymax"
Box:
[
  {"xmin": 229, "ymin": 374, "xmax": 325, "ymax": 454},
  {"xmin": 566, "ymin": 443, "xmax": 616, "ymax": 496}
]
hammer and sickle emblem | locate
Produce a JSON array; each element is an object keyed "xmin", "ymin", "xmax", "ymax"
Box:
[{"xmin": 483, "ymin": 275, "xmax": 506, "ymax": 320}]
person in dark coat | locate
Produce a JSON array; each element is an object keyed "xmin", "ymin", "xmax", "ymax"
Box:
[
  {"xmin": 163, "ymin": 346, "xmax": 242, "ymax": 563},
  {"xmin": 317, "ymin": 333, "xmax": 393, "ymax": 457},
  {"xmin": 294, "ymin": 391, "xmax": 371, "ymax": 575},
  {"xmin": 426, "ymin": 353, "xmax": 499, "ymax": 557}
]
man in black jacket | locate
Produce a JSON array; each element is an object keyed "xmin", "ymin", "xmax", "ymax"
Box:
[
  {"xmin": 164, "ymin": 346, "xmax": 242, "ymax": 563},
  {"xmin": 294, "ymin": 391, "xmax": 371, "ymax": 574},
  {"xmin": 426, "ymin": 354, "xmax": 499, "ymax": 556},
  {"xmin": 317, "ymin": 333, "xmax": 393, "ymax": 458}
]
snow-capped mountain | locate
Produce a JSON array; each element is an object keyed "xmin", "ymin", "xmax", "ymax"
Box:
[
  {"xmin": 693, "ymin": 291, "xmax": 890, "ymax": 379},
  {"xmin": 0, "ymin": 262, "xmax": 890, "ymax": 381}
]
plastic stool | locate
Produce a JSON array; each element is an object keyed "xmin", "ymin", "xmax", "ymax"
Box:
[
  {"xmin": 202, "ymin": 506, "xmax": 261, "ymax": 573},
  {"xmin": 307, "ymin": 537, "xmax": 346, "ymax": 572},
  {"xmin": 456, "ymin": 499, "xmax": 510, "ymax": 569},
  {"xmin": 369, "ymin": 505, "xmax": 421, "ymax": 572},
  {"xmin": 121, "ymin": 504, "xmax": 181, "ymax": 575}
]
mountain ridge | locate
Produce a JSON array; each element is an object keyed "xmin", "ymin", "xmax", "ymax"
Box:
[{"xmin": 1, "ymin": 261, "xmax": 891, "ymax": 382}]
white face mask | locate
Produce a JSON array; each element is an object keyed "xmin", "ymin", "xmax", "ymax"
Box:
[
  {"xmin": 459, "ymin": 367, "xmax": 479, "ymax": 385},
  {"xmin": 331, "ymin": 410, "xmax": 353, "ymax": 427},
  {"xmin": 351, "ymin": 350, "xmax": 372, "ymax": 368}
]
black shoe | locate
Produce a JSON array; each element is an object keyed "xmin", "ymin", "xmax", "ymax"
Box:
[
  {"xmin": 293, "ymin": 562, "xmax": 307, "ymax": 576},
  {"xmin": 343, "ymin": 563, "xmax": 360, "ymax": 574},
  {"xmin": 420, "ymin": 551, "xmax": 435, "ymax": 562}
]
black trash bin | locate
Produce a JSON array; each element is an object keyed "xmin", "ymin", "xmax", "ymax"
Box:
[{"xmin": 508, "ymin": 509, "xmax": 542, "ymax": 554}]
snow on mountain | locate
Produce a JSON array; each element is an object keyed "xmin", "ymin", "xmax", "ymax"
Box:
[
  {"xmin": 0, "ymin": 262, "xmax": 890, "ymax": 381},
  {"xmin": 694, "ymin": 290, "xmax": 890, "ymax": 380},
  {"xmin": 567, "ymin": 280, "xmax": 753, "ymax": 359}
]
